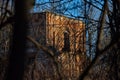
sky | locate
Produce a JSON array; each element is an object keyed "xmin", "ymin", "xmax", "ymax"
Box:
[
  {"xmin": 33, "ymin": 0, "xmax": 84, "ymax": 18},
  {"xmin": 32, "ymin": 0, "xmax": 104, "ymax": 22}
]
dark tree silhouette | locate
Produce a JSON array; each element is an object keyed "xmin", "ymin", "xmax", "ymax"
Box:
[{"xmin": 6, "ymin": 0, "xmax": 28, "ymax": 80}]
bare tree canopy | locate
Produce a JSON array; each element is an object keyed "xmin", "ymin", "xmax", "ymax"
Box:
[{"xmin": 0, "ymin": 0, "xmax": 120, "ymax": 80}]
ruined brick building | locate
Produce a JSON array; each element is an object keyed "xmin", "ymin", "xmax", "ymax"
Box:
[{"xmin": 29, "ymin": 11, "xmax": 85, "ymax": 53}]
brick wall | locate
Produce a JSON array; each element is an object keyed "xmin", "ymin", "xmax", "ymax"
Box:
[{"xmin": 30, "ymin": 11, "xmax": 85, "ymax": 53}]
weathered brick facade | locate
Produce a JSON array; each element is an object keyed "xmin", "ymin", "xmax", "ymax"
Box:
[{"xmin": 29, "ymin": 11, "xmax": 85, "ymax": 53}]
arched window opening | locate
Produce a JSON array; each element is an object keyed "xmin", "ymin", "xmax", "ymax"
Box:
[{"xmin": 62, "ymin": 31, "xmax": 70, "ymax": 52}]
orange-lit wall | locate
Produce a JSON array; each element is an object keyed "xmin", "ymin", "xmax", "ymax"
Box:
[{"xmin": 30, "ymin": 12, "xmax": 85, "ymax": 53}]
